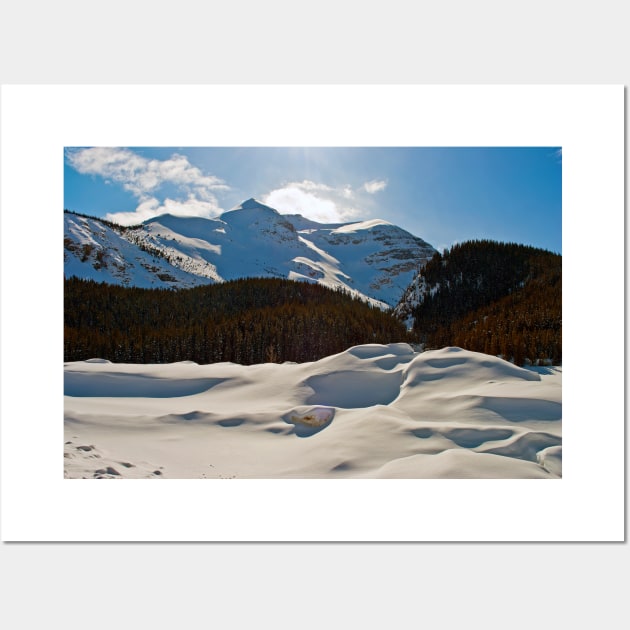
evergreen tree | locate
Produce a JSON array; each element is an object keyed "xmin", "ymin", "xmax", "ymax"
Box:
[
  {"xmin": 408, "ymin": 240, "xmax": 561, "ymax": 365},
  {"xmin": 64, "ymin": 277, "xmax": 410, "ymax": 365}
]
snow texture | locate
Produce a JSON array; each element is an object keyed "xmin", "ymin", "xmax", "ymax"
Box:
[{"xmin": 64, "ymin": 345, "xmax": 562, "ymax": 479}]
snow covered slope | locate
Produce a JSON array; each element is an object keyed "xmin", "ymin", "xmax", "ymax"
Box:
[
  {"xmin": 64, "ymin": 345, "xmax": 562, "ymax": 479},
  {"xmin": 64, "ymin": 199, "xmax": 436, "ymax": 306},
  {"xmin": 64, "ymin": 213, "xmax": 219, "ymax": 288},
  {"xmin": 394, "ymin": 271, "xmax": 433, "ymax": 326}
]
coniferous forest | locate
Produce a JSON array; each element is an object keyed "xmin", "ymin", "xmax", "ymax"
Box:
[
  {"xmin": 65, "ymin": 240, "xmax": 561, "ymax": 367},
  {"xmin": 64, "ymin": 277, "xmax": 409, "ymax": 364},
  {"xmin": 410, "ymin": 240, "xmax": 562, "ymax": 365}
]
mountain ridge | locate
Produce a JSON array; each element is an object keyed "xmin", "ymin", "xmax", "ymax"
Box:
[{"xmin": 64, "ymin": 200, "xmax": 437, "ymax": 307}]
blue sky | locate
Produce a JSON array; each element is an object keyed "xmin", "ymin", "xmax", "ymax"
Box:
[{"xmin": 64, "ymin": 147, "xmax": 562, "ymax": 253}]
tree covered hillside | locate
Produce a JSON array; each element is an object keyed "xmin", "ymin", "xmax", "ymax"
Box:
[
  {"xmin": 410, "ymin": 240, "xmax": 561, "ymax": 365},
  {"xmin": 64, "ymin": 277, "xmax": 408, "ymax": 364}
]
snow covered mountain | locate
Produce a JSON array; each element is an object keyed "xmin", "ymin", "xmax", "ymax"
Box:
[{"xmin": 64, "ymin": 198, "xmax": 437, "ymax": 307}]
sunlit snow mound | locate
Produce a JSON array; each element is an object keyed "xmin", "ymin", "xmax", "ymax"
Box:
[{"xmin": 64, "ymin": 344, "xmax": 562, "ymax": 479}]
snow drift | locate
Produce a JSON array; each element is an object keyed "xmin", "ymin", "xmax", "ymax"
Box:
[{"xmin": 64, "ymin": 345, "xmax": 562, "ymax": 479}]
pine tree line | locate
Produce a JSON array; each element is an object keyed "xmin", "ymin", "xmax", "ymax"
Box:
[
  {"xmin": 410, "ymin": 240, "xmax": 562, "ymax": 365},
  {"xmin": 64, "ymin": 277, "xmax": 409, "ymax": 364}
]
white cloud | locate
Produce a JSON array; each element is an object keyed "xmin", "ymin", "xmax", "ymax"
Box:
[
  {"xmin": 67, "ymin": 148, "xmax": 390, "ymax": 226},
  {"xmin": 293, "ymin": 180, "xmax": 333, "ymax": 193},
  {"xmin": 105, "ymin": 195, "xmax": 222, "ymax": 226},
  {"xmin": 363, "ymin": 179, "xmax": 387, "ymax": 194},
  {"xmin": 66, "ymin": 147, "xmax": 229, "ymax": 224},
  {"xmin": 66, "ymin": 148, "xmax": 228, "ymax": 199},
  {"xmin": 262, "ymin": 180, "xmax": 367, "ymax": 223},
  {"xmin": 341, "ymin": 185, "xmax": 354, "ymax": 199},
  {"xmin": 264, "ymin": 187, "xmax": 340, "ymax": 223}
]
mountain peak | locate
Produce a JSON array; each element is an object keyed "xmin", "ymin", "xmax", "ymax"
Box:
[
  {"xmin": 64, "ymin": 206, "xmax": 437, "ymax": 306},
  {"xmin": 235, "ymin": 198, "xmax": 277, "ymax": 213}
]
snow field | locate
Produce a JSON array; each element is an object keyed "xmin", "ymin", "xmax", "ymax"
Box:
[{"xmin": 64, "ymin": 344, "xmax": 561, "ymax": 479}]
